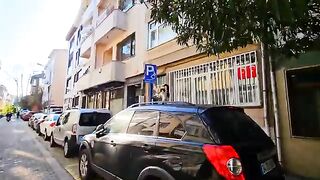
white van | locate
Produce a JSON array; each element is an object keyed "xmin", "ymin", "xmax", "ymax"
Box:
[{"xmin": 50, "ymin": 109, "xmax": 112, "ymax": 157}]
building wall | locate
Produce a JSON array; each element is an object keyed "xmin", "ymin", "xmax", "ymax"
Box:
[
  {"xmin": 50, "ymin": 49, "xmax": 68, "ymax": 106},
  {"xmin": 275, "ymin": 51, "xmax": 320, "ymax": 178},
  {"xmin": 94, "ymin": 4, "xmax": 148, "ymax": 78}
]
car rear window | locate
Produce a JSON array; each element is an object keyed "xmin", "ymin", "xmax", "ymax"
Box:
[
  {"xmin": 79, "ymin": 112, "xmax": 111, "ymax": 126},
  {"xmin": 52, "ymin": 115, "xmax": 60, "ymax": 121},
  {"xmin": 201, "ymin": 108, "xmax": 271, "ymax": 145}
]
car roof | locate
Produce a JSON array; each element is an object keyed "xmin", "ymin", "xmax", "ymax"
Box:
[
  {"xmin": 65, "ymin": 108, "xmax": 112, "ymax": 114},
  {"xmin": 128, "ymin": 103, "xmax": 244, "ymax": 114},
  {"xmin": 129, "ymin": 104, "xmax": 206, "ymax": 114}
]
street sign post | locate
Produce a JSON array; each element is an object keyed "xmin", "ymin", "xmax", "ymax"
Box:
[{"xmin": 144, "ymin": 64, "xmax": 157, "ymax": 102}]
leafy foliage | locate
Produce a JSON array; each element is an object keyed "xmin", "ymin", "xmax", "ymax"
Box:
[
  {"xmin": 19, "ymin": 94, "xmax": 42, "ymax": 110},
  {"xmin": 2, "ymin": 104, "xmax": 16, "ymax": 115},
  {"xmin": 147, "ymin": 0, "xmax": 320, "ymax": 56}
]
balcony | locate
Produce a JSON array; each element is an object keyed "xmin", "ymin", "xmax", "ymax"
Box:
[
  {"xmin": 75, "ymin": 61, "xmax": 125, "ymax": 91},
  {"xmin": 80, "ymin": 32, "xmax": 92, "ymax": 58},
  {"xmin": 94, "ymin": 9, "xmax": 127, "ymax": 45},
  {"xmin": 81, "ymin": 0, "xmax": 96, "ymax": 25}
]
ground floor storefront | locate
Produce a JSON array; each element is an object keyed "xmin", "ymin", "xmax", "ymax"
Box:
[{"xmin": 275, "ymin": 51, "xmax": 320, "ymax": 178}]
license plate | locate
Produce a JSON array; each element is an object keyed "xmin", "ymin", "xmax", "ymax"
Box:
[{"xmin": 261, "ymin": 159, "xmax": 276, "ymax": 175}]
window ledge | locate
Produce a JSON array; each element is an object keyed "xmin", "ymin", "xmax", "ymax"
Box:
[
  {"xmin": 147, "ymin": 38, "xmax": 177, "ymax": 51},
  {"xmin": 121, "ymin": 55, "xmax": 136, "ymax": 62}
]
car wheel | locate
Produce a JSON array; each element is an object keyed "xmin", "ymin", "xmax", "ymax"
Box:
[
  {"xmin": 43, "ymin": 130, "xmax": 49, "ymax": 141},
  {"xmin": 50, "ymin": 134, "xmax": 57, "ymax": 147},
  {"xmin": 37, "ymin": 127, "xmax": 41, "ymax": 136},
  {"xmin": 64, "ymin": 140, "xmax": 73, "ymax": 158},
  {"xmin": 79, "ymin": 149, "xmax": 95, "ymax": 180}
]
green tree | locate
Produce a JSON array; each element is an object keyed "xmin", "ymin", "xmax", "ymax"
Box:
[
  {"xmin": 146, "ymin": 0, "xmax": 320, "ymax": 57},
  {"xmin": 3, "ymin": 104, "xmax": 15, "ymax": 114}
]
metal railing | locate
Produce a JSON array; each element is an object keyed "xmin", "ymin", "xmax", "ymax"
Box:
[{"xmin": 169, "ymin": 51, "xmax": 261, "ymax": 106}]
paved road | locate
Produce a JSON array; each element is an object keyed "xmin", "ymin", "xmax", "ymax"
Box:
[{"xmin": 0, "ymin": 117, "xmax": 74, "ymax": 180}]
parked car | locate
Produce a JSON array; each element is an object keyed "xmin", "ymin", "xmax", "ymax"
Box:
[
  {"xmin": 19, "ymin": 109, "xmax": 29, "ymax": 117},
  {"xmin": 50, "ymin": 109, "xmax": 112, "ymax": 158},
  {"xmin": 28, "ymin": 113, "xmax": 45, "ymax": 129},
  {"xmin": 34, "ymin": 114, "xmax": 48, "ymax": 134},
  {"xmin": 40, "ymin": 113, "xmax": 61, "ymax": 140},
  {"xmin": 22, "ymin": 111, "xmax": 35, "ymax": 121},
  {"xmin": 78, "ymin": 102, "xmax": 284, "ymax": 180}
]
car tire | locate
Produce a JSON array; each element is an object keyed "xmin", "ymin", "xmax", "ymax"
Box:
[
  {"xmin": 43, "ymin": 130, "xmax": 49, "ymax": 141},
  {"xmin": 79, "ymin": 149, "xmax": 95, "ymax": 180},
  {"xmin": 50, "ymin": 134, "xmax": 57, "ymax": 147},
  {"xmin": 64, "ymin": 140, "xmax": 73, "ymax": 158},
  {"xmin": 37, "ymin": 126, "xmax": 41, "ymax": 136}
]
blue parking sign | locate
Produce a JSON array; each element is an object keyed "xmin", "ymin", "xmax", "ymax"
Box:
[{"xmin": 144, "ymin": 64, "xmax": 157, "ymax": 83}]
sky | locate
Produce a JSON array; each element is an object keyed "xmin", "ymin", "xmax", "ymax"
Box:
[{"xmin": 0, "ymin": 0, "xmax": 80, "ymax": 96}]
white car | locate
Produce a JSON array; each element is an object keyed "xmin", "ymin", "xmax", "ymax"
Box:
[
  {"xmin": 50, "ymin": 109, "xmax": 111, "ymax": 158},
  {"xmin": 40, "ymin": 114, "xmax": 61, "ymax": 140}
]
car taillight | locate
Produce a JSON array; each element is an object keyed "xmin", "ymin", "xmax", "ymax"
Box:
[
  {"xmin": 72, "ymin": 124, "xmax": 77, "ymax": 134},
  {"xmin": 49, "ymin": 122, "xmax": 56, "ymax": 127},
  {"xmin": 202, "ymin": 144, "xmax": 245, "ymax": 180}
]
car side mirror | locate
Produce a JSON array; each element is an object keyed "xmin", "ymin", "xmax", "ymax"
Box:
[
  {"xmin": 95, "ymin": 124, "xmax": 104, "ymax": 132},
  {"xmin": 96, "ymin": 125, "xmax": 109, "ymax": 138}
]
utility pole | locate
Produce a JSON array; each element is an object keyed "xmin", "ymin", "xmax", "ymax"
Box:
[
  {"xmin": 21, "ymin": 74, "xmax": 23, "ymax": 97},
  {"xmin": 14, "ymin": 78, "xmax": 19, "ymax": 103}
]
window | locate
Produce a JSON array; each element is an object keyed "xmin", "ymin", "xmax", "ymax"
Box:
[
  {"xmin": 104, "ymin": 110, "xmax": 134, "ymax": 134},
  {"xmin": 169, "ymin": 51, "xmax": 260, "ymax": 106},
  {"xmin": 68, "ymin": 52, "xmax": 73, "ymax": 68},
  {"xmin": 119, "ymin": 0, "xmax": 134, "ymax": 12},
  {"xmin": 61, "ymin": 112, "xmax": 70, "ymax": 125},
  {"xmin": 65, "ymin": 77, "xmax": 71, "ymax": 94},
  {"xmin": 73, "ymin": 96, "xmax": 79, "ymax": 107},
  {"xmin": 148, "ymin": 22, "xmax": 176, "ymax": 49},
  {"xmin": 159, "ymin": 112, "xmax": 186, "ymax": 139},
  {"xmin": 76, "ymin": 49, "xmax": 80, "ymax": 66},
  {"xmin": 74, "ymin": 70, "xmax": 81, "ymax": 83},
  {"xmin": 287, "ymin": 66, "xmax": 320, "ymax": 138},
  {"xmin": 79, "ymin": 112, "xmax": 111, "ymax": 126},
  {"xmin": 127, "ymin": 111, "xmax": 158, "ymax": 136},
  {"xmin": 202, "ymin": 108, "xmax": 272, "ymax": 145},
  {"xmin": 118, "ymin": 33, "xmax": 135, "ymax": 61},
  {"xmin": 173, "ymin": 113, "xmax": 212, "ymax": 143}
]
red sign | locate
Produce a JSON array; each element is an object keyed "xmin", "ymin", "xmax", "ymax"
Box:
[{"xmin": 237, "ymin": 65, "xmax": 257, "ymax": 80}]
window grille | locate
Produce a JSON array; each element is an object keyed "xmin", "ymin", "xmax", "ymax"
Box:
[{"xmin": 169, "ymin": 51, "xmax": 260, "ymax": 106}]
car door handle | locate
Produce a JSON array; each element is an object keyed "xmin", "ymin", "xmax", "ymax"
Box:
[{"xmin": 110, "ymin": 140, "xmax": 116, "ymax": 147}]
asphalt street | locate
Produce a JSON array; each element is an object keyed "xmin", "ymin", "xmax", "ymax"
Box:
[{"xmin": 0, "ymin": 117, "xmax": 74, "ymax": 180}]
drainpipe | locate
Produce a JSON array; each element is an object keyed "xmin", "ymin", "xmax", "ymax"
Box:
[
  {"xmin": 260, "ymin": 43, "xmax": 271, "ymax": 137},
  {"xmin": 269, "ymin": 54, "xmax": 282, "ymax": 164}
]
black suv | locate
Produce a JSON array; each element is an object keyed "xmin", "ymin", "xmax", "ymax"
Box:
[{"xmin": 79, "ymin": 103, "xmax": 284, "ymax": 180}]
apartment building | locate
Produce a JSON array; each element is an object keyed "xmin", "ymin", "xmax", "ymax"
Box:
[
  {"xmin": 64, "ymin": 0, "xmax": 90, "ymax": 110},
  {"xmin": 70, "ymin": 0, "xmax": 264, "ymax": 121},
  {"xmin": 42, "ymin": 49, "xmax": 68, "ymax": 111},
  {"xmin": 64, "ymin": 0, "xmax": 320, "ymax": 177}
]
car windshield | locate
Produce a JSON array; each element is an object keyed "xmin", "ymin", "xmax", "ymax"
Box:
[
  {"xmin": 79, "ymin": 112, "xmax": 111, "ymax": 126},
  {"xmin": 201, "ymin": 107, "xmax": 272, "ymax": 145}
]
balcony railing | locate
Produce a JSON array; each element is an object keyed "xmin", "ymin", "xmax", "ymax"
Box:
[
  {"xmin": 75, "ymin": 61, "xmax": 125, "ymax": 91},
  {"xmin": 96, "ymin": 5, "xmax": 115, "ymax": 26},
  {"xmin": 94, "ymin": 9, "xmax": 127, "ymax": 44}
]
